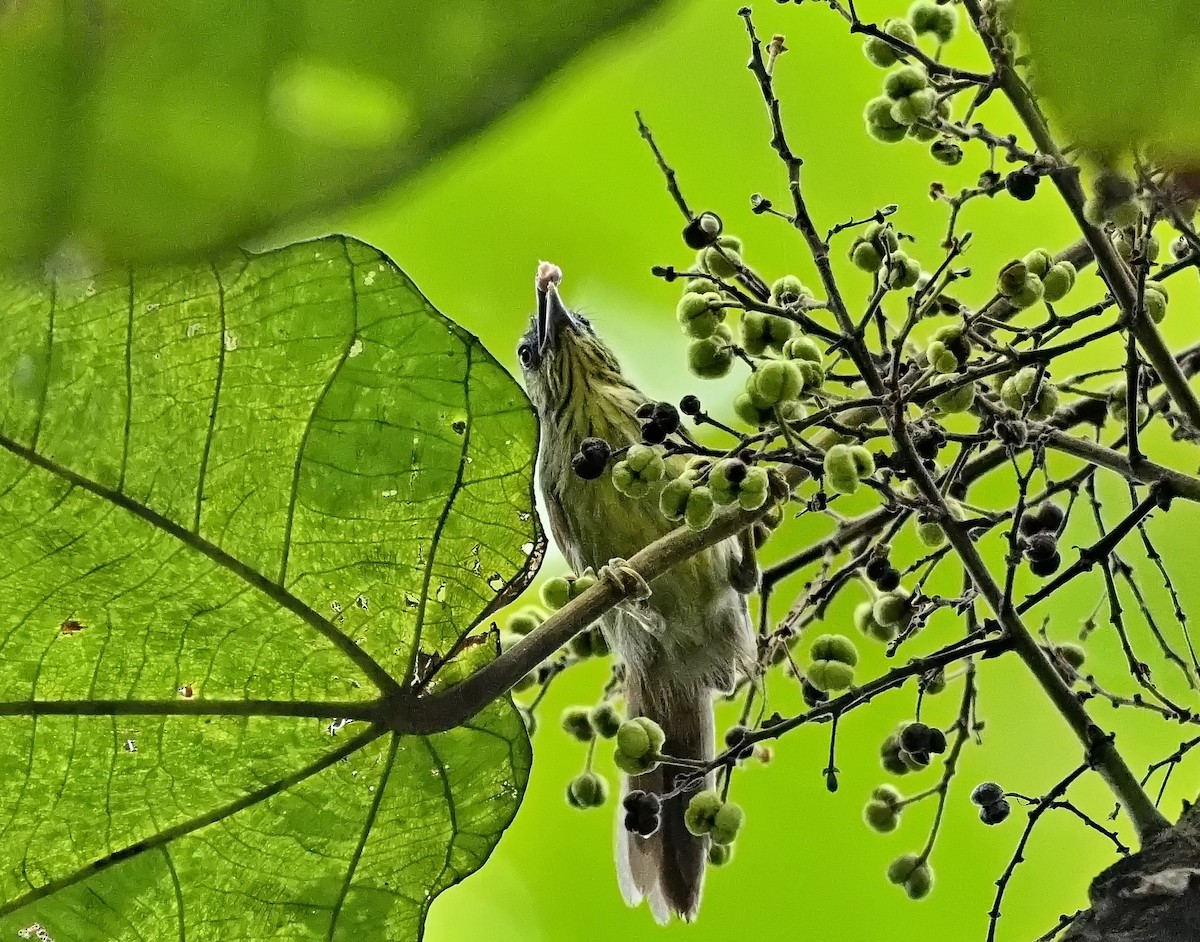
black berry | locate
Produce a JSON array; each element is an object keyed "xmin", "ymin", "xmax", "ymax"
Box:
[
  {"xmin": 572, "ymin": 437, "xmax": 612, "ymax": 480},
  {"xmin": 865, "ymin": 556, "xmax": 891, "ymax": 581},
  {"xmin": 1019, "ymin": 513, "xmax": 1042, "ymax": 537},
  {"xmin": 1023, "ymin": 531, "xmax": 1058, "ymax": 563},
  {"xmin": 1005, "ymin": 171, "xmax": 1039, "ymax": 201},
  {"xmin": 680, "ymin": 394, "xmax": 702, "ymax": 416},
  {"xmin": 641, "ymin": 421, "xmax": 669, "ymax": 445},
  {"xmin": 724, "ymin": 725, "xmax": 755, "ymax": 760},
  {"xmin": 979, "ymin": 798, "xmax": 1011, "ymax": 825},
  {"xmin": 1034, "ymin": 502, "xmax": 1065, "ymax": 533},
  {"xmin": 900, "ymin": 722, "xmax": 931, "ymax": 754},
  {"xmin": 682, "ymin": 211, "xmax": 722, "ymax": 250},
  {"xmin": 875, "ymin": 567, "xmax": 902, "ymax": 592},
  {"xmin": 926, "ymin": 727, "xmax": 947, "ymax": 755},
  {"xmin": 1029, "ymin": 551, "xmax": 1062, "ymax": 577},
  {"xmin": 971, "ymin": 781, "xmax": 1004, "ymax": 806}
]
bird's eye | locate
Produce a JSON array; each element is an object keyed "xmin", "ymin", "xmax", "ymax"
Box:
[{"xmin": 517, "ymin": 343, "xmax": 535, "ymax": 368}]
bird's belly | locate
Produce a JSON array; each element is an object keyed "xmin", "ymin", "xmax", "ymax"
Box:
[{"xmin": 548, "ymin": 474, "xmax": 751, "ymax": 689}]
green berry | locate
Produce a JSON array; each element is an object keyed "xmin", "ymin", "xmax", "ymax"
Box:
[
  {"xmin": 884, "ymin": 65, "xmax": 929, "ymax": 99},
  {"xmin": 885, "ymin": 252, "xmax": 922, "ymax": 289},
  {"xmin": 783, "ymin": 335, "xmax": 823, "ymax": 364},
  {"xmin": 1023, "ymin": 248, "xmax": 1054, "ymax": 278},
  {"xmin": 850, "ymin": 445, "xmax": 875, "ymax": 477},
  {"xmin": 709, "ymin": 459, "xmax": 746, "ymax": 506},
  {"xmin": 1010, "ymin": 276, "xmax": 1045, "ymax": 309},
  {"xmin": 887, "ymin": 853, "xmax": 922, "ymax": 885},
  {"xmin": 865, "ymin": 96, "xmax": 908, "ymax": 143},
  {"xmin": 710, "ymin": 801, "xmax": 745, "ymax": 845},
  {"xmin": 507, "ymin": 608, "xmax": 543, "ymax": 635},
  {"xmin": 873, "ymin": 591, "xmax": 912, "ymax": 628},
  {"xmin": 930, "ymin": 140, "xmax": 963, "ymax": 165},
  {"xmin": 855, "ymin": 600, "xmax": 897, "ymax": 642},
  {"xmin": 795, "ymin": 359, "xmax": 825, "ymax": 394},
  {"xmin": 771, "ymin": 275, "xmax": 812, "ymax": 306},
  {"xmin": 741, "ymin": 311, "xmax": 794, "ymax": 355},
  {"xmin": 905, "ymin": 861, "xmax": 934, "ymax": 899},
  {"xmin": 926, "ymin": 340, "xmax": 958, "ymax": 374},
  {"xmin": 699, "ymin": 235, "xmax": 744, "ymax": 279},
  {"xmin": 851, "ymin": 239, "xmax": 885, "ymax": 271},
  {"xmin": 864, "ymin": 799, "xmax": 900, "ymax": 832},
  {"xmin": 738, "ymin": 467, "xmax": 771, "ymax": 511},
  {"xmin": 864, "ymin": 18, "xmax": 918, "ymax": 67},
  {"xmin": 734, "ymin": 392, "xmax": 773, "ymax": 428},
  {"xmin": 748, "ymin": 360, "xmax": 803, "ymax": 408},
  {"xmin": 561, "ymin": 707, "xmax": 595, "ymax": 742},
  {"xmin": 590, "ymin": 703, "xmax": 622, "ymax": 738},
  {"xmin": 824, "ymin": 443, "xmax": 862, "ymax": 495},
  {"xmin": 865, "ymin": 222, "xmax": 900, "ymax": 253},
  {"xmin": 811, "ymin": 633, "xmax": 859, "ymax": 667},
  {"xmin": 614, "ymin": 750, "xmax": 656, "ymax": 776},
  {"xmin": 997, "ymin": 260, "xmax": 1029, "ymax": 298},
  {"xmin": 688, "ymin": 326, "xmax": 735, "ymax": 379},
  {"xmin": 573, "ymin": 573, "xmax": 596, "ymax": 597},
  {"xmin": 659, "ymin": 476, "xmax": 694, "ymax": 522},
  {"xmin": 1144, "ymin": 284, "xmax": 1168, "ymax": 324},
  {"xmin": 1041, "ymin": 262, "xmax": 1076, "ymax": 302},
  {"xmin": 541, "ymin": 577, "xmax": 572, "ymax": 610},
  {"xmin": 568, "ymin": 771, "xmax": 609, "ymax": 808},
  {"xmin": 808, "ymin": 659, "xmax": 855, "ymax": 692},
  {"xmin": 617, "ymin": 719, "xmax": 651, "ymax": 759},
  {"xmin": 708, "ymin": 843, "xmax": 733, "ymax": 866},
  {"xmin": 684, "ymin": 485, "xmax": 716, "ymax": 531},
  {"xmin": 916, "ymin": 519, "xmax": 945, "ymax": 547},
  {"xmin": 890, "ymin": 88, "xmax": 936, "ymax": 126},
  {"xmin": 873, "ymin": 784, "xmax": 904, "ymax": 807},
  {"xmin": 1055, "ymin": 643, "xmax": 1086, "ymax": 670},
  {"xmin": 684, "ymin": 789, "xmax": 723, "ymax": 836},
  {"xmin": 909, "ymin": 0, "xmax": 956, "ymax": 42}
]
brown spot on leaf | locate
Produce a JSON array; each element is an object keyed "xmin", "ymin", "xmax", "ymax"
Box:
[{"xmin": 59, "ymin": 618, "xmax": 86, "ymax": 635}]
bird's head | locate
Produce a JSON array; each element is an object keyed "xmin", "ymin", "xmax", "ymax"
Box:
[{"xmin": 518, "ymin": 262, "xmax": 641, "ymax": 438}]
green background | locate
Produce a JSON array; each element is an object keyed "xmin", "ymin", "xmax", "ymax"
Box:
[{"xmin": 309, "ymin": 0, "xmax": 1197, "ymax": 939}]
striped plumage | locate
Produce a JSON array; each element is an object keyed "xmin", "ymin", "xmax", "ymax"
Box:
[{"xmin": 519, "ymin": 267, "xmax": 756, "ymax": 922}]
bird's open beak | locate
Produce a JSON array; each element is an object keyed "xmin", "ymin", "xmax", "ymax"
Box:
[{"xmin": 535, "ymin": 262, "xmax": 577, "ymax": 355}]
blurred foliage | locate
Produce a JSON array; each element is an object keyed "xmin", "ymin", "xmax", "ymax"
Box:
[
  {"xmin": 0, "ymin": 0, "xmax": 664, "ymax": 266},
  {"xmin": 1017, "ymin": 0, "xmax": 1200, "ymax": 162}
]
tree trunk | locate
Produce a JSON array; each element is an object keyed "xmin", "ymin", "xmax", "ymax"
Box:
[{"xmin": 1063, "ymin": 799, "xmax": 1200, "ymax": 942}]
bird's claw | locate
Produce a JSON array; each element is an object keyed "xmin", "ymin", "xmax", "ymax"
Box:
[{"xmin": 599, "ymin": 557, "xmax": 652, "ymax": 602}]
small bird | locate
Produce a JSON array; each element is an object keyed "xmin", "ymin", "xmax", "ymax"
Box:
[{"xmin": 518, "ymin": 262, "xmax": 757, "ymax": 922}]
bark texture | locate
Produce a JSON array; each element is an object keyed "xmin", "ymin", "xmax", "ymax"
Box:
[{"xmin": 1064, "ymin": 799, "xmax": 1200, "ymax": 942}]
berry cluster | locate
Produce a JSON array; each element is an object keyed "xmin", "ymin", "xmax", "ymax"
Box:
[
  {"xmin": 807, "ymin": 633, "xmax": 859, "ymax": 692},
  {"xmin": 684, "ymin": 789, "xmax": 746, "ymax": 846},
  {"xmin": 1018, "ymin": 502, "xmax": 1065, "ymax": 576},
  {"xmin": 970, "ymin": 781, "xmax": 1011, "ymax": 826},
  {"xmin": 623, "ymin": 790, "xmax": 662, "ymax": 837},
  {"xmin": 887, "ymin": 853, "xmax": 934, "ymax": 900},
  {"xmin": 881, "ymin": 721, "xmax": 947, "ymax": 775},
  {"xmin": 614, "ymin": 717, "xmax": 666, "ymax": 776},
  {"xmin": 863, "ymin": 784, "xmax": 905, "ymax": 833},
  {"xmin": 636, "ymin": 400, "xmax": 680, "ymax": 444}
]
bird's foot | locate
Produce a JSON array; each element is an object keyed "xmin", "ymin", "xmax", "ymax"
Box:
[{"xmin": 598, "ymin": 557, "xmax": 652, "ymax": 602}]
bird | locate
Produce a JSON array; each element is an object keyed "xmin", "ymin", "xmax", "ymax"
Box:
[{"xmin": 518, "ymin": 261, "xmax": 757, "ymax": 922}]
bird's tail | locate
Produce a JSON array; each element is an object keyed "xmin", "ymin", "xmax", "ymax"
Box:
[{"xmin": 617, "ymin": 673, "xmax": 713, "ymax": 923}]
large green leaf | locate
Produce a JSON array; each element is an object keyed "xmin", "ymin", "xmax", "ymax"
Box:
[
  {"xmin": 0, "ymin": 0, "xmax": 665, "ymax": 266},
  {"xmin": 1017, "ymin": 0, "xmax": 1200, "ymax": 161},
  {"xmin": 0, "ymin": 236, "xmax": 540, "ymax": 941}
]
